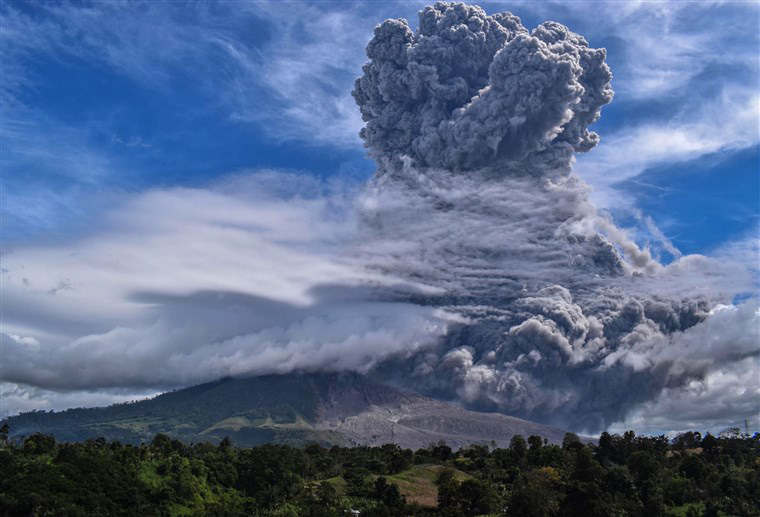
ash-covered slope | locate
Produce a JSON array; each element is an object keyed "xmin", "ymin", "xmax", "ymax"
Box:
[{"xmin": 4, "ymin": 373, "xmax": 570, "ymax": 449}]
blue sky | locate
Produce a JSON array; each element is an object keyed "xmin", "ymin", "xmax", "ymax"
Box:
[
  {"xmin": 1, "ymin": 1, "xmax": 758, "ymax": 433},
  {"xmin": 2, "ymin": 0, "xmax": 757, "ymax": 253}
]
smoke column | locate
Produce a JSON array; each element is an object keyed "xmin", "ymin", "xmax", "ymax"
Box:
[{"xmin": 352, "ymin": 2, "xmax": 757, "ymax": 432}]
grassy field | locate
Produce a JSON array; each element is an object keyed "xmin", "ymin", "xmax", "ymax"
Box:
[
  {"xmin": 385, "ymin": 464, "xmax": 472, "ymax": 507},
  {"xmin": 323, "ymin": 464, "xmax": 471, "ymax": 508}
]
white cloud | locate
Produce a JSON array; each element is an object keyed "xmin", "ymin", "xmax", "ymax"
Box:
[
  {"xmin": 0, "ymin": 1, "xmax": 375, "ymax": 149},
  {"xmin": 507, "ymin": 1, "xmax": 759, "ymax": 101},
  {"xmin": 2, "ymin": 171, "xmax": 361, "ymax": 335},
  {"xmin": 0, "ymin": 383, "xmax": 159, "ymax": 420},
  {"xmin": 576, "ymin": 90, "xmax": 760, "ymax": 208},
  {"xmin": 479, "ymin": 1, "xmax": 760, "ymax": 217},
  {"xmin": 0, "ymin": 170, "xmax": 456, "ymax": 408},
  {"xmin": 226, "ymin": 3, "xmax": 372, "ymax": 146},
  {"xmin": 608, "ymin": 356, "xmax": 760, "ymax": 436},
  {"xmin": 617, "ymin": 300, "xmax": 760, "ymax": 435}
]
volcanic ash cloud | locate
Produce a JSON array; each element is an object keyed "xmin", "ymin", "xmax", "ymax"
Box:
[
  {"xmin": 353, "ymin": 2, "xmax": 612, "ymax": 173},
  {"xmin": 352, "ymin": 2, "xmax": 758, "ymax": 432}
]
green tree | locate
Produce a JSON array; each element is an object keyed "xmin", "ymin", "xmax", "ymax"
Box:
[
  {"xmin": 23, "ymin": 433, "xmax": 56, "ymax": 455},
  {"xmin": 373, "ymin": 476, "xmax": 406, "ymax": 511},
  {"xmin": 509, "ymin": 467, "xmax": 561, "ymax": 517},
  {"xmin": 510, "ymin": 435, "xmax": 528, "ymax": 466},
  {"xmin": 562, "ymin": 432, "xmax": 582, "ymax": 451},
  {"xmin": 456, "ymin": 479, "xmax": 498, "ymax": 516}
]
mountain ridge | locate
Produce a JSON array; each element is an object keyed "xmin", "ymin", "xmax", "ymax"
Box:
[{"xmin": 3, "ymin": 372, "xmax": 576, "ymax": 449}]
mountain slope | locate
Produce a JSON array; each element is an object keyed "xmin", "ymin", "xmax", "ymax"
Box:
[{"xmin": 3, "ymin": 373, "xmax": 571, "ymax": 449}]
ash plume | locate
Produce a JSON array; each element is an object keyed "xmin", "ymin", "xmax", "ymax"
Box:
[
  {"xmin": 353, "ymin": 2, "xmax": 758, "ymax": 432},
  {"xmin": 352, "ymin": 2, "xmax": 612, "ymax": 173}
]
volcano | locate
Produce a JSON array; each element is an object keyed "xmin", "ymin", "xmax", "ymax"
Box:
[{"xmin": 3, "ymin": 372, "xmax": 575, "ymax": 449}]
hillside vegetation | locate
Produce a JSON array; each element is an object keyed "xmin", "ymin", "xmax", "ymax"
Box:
[
  {"xmin": 1, "ymin": 427, "xmax": 758, "ymax": 516},
  {"xmin": 3, "ymin": 376, "xmax": 331, "ymax": 446},
  {"xmin": 2, "ymin": 373, "xmax": 570, "ymax": 449}
]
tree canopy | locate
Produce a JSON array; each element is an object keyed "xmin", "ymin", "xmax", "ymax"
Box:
[{"xmin": 1, "ymin": 429, "xmax": 758, "ymax": 516}]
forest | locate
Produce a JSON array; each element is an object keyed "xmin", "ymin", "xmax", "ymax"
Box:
[{"xmin": 1, "ymin": 425, "xmax": 758, "ymax": 517}]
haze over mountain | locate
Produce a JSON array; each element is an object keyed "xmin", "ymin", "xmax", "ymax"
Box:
[{"xmin": 2, "ymin": 373, "xmax": 573, "ymax": 450}]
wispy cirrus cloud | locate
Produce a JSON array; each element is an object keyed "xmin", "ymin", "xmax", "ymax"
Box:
[
  {"xmin": 576, "ymin": 90, "xmax": 760, "ymax": 208},
  {"xmin": 0, "ymin": 1, "xmax": 373, "ymax": 148},
  {"xmin": 4, "ymin": 0, "xmax": 757, "ymax": 164},
  {"xmin": 506, "ymin": 1, "xmax": 759, "ymax": 101},
  {"xmin": 495, "ymin": 1, "xmax": 759, "ymax": 217},
  {"xmin": 0, "ymin": 1, "xmax": 374, "ymax": 238},
  {"xmin": 223, "ymin": 2, "xmax": 372, "ymax": 146}
]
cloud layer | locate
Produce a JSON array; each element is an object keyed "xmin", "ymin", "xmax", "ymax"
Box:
[{"xmin": 1, "ymin": 166, "xmax": 755, "ymax": 431}]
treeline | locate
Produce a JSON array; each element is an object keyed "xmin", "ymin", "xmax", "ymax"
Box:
[{"xmin": 0, "ymin": 428, "xmax": 758, "ymax": 516}]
